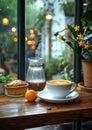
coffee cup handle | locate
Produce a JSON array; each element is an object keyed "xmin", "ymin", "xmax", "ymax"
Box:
[{"xmin": 68, "ymin": 82, "xmax": 77, "ymax": 95}]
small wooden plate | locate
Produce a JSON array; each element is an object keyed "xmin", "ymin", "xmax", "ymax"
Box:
[{"xmin": 78, "ymin": 82, "xmax": 92, "ymax": 93}]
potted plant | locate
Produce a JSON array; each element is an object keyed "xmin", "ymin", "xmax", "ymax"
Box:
[
  {"xmin": 0, "ymin": 74, "xmax": 13, "ymax": 94},
  {"xmin": 55, "ymin": 1, "xmax": 92, "ymax": 88},
  {"xmin": 54, "ymin": 21, "xmax": 92, "ymax": 88}
]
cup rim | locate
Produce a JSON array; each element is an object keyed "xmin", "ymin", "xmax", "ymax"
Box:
[{"xmin": 46, "ymin": 79, "xmax": 72, "ymax": 86}]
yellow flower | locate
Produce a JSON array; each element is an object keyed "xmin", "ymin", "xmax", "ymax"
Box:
[
  {"xmin": 74, "ymin": 25, "xmax": 80, "ymax": 31},
  {"xmin": 78, "ymin": 33, "xmax": 83, "ymax": 39},
  {"xmin": 78, "ymin": 41, "xmax": 85, "ymax": 46},
  {"xmin": 58, "ymin": 34, "xmax": 63, "ymax": 39},
  {"xmin": 64, "ymin": 26, "xmax": 67, "ymax": 30},
  {"xmin": 84, "ymin": 45, "xmax": 89, "ymax": 50}
]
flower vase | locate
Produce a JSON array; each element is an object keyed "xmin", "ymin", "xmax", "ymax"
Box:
[{"xmin": 82, "ymin": 60, "xmax": 92, "ymax": 88}]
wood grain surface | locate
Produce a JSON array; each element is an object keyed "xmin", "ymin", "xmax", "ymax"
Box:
[{"xmin": 0, "ymin": 88, "xmax": 92, "ymax": 130}]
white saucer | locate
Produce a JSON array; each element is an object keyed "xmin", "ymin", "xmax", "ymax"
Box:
[{"xmin": 38, "ymin": 90, "xmax": 79, "ymax": 103}]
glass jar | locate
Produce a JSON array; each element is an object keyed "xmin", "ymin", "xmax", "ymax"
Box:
[{"xmin": 26, "ymin": 57, "xmax": 46, "ymax": 91}]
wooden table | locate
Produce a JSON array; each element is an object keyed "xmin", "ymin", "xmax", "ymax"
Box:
[{"xmin": 0, "ymin": 88, "xmax": 92, "ymax": 130}]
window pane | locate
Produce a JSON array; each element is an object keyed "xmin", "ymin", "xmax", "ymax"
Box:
[
  {"xmin": 25, "ymin": 0, "xmax": 75, "ymax": 81},
  {"xmin": 0, "ymin": 0, "xmax": 17, "ymax": 79}
]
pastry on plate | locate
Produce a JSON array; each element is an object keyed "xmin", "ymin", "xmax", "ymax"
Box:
[{"xmin": 4, "ymin": 80, "xmax": 29, "ymax": 96}]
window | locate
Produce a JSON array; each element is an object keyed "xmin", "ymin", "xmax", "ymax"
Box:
[
  {"xmin": 0, "ymin": 0, "xmax": 84, "ymax": 82},
  {"xmin": 25, "ymin": 0, "xmax": 75, "ymax": 81}
]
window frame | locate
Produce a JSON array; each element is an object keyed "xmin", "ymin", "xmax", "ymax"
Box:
[
  {"xmin": 17, "ymin": 0, "xmax": 25, "ymax": 80},
  {"xmin": 74, "ymin": 0, "xmax": 83, "ymax": 83},
  {"xmin": 17, "ymin": 0, "xmax": 83, "ymax": 82}
]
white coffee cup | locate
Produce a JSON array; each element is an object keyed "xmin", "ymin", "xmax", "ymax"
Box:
[{"xmin": 46, "ymin": 79, "xmax": 77, "ymax": 98}]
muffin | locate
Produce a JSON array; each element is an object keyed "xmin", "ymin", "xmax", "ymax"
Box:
[{"xmin": 4, "ymin": 80, "xmax": 29, "ymax": 96}]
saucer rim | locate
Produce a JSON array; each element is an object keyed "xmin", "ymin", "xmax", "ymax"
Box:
[{"xmin": 38, "ymin": 90, "xmax": 79, "ymax": 103}]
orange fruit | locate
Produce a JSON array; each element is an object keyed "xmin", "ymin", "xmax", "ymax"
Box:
[{"xmin": 25, "ymin": 90, "xmax": 37, "ymax": 102}]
